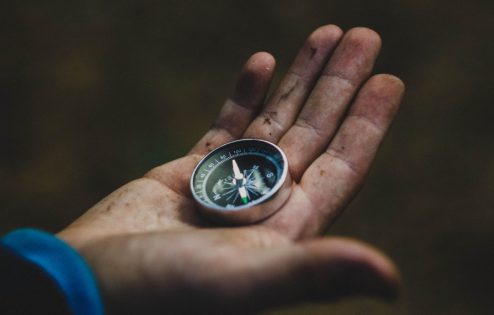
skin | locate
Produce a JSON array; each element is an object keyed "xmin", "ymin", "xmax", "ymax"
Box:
[{"xmin": 58, "ymin": 25, "xmax": 405, "ymax": 314}]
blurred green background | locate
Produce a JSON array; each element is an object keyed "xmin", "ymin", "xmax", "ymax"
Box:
[{"xmin": 1, "ymin": 0, "xmax": 493, "ymax": 314}]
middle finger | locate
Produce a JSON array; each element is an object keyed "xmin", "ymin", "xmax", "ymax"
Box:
[{"xmin": 243, "ymin": 25, "xmax": 343, "ymax": 141}]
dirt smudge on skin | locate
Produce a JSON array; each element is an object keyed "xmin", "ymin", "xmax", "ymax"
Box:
[
  {"xmin": 280, "ymin": 84, "xmax": 296, "ymax": 102},
  {"xmin": 309, "ymin": 47, "xmax": 317, "ymax": 59},
  {"xmin": 320, "ymin": 170, "xmax": 326, "ymax": 176},
  {"xmin": 206, "ymin": 142, "xmax": 212, "ymax": 152},
  {"xmin": 263, "ymin": 111, "xmax": 277, "ymax": 125}
]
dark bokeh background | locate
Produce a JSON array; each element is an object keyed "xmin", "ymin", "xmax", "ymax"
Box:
[{"xmin": 1, "ymin": 1, "xmax": 493, "ymax": 314}]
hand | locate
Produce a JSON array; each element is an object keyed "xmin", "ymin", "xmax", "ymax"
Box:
[{"xmin": 58, "ymin": 25, "xmax": 405, "ymax": 314}]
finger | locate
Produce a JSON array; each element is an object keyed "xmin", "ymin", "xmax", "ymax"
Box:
[
  {"xmin": 189, "ymin": 52, "xmax": 275, "ymax": 155},
  {"xmin": 202, "ymin": 237, "xmax": 400, "ymax": 314},
  {"xmin": 279, "ymin": 27, "xmax": 382, "ymax": 181},
  {"xmin": 261, "ymin": 75, "xmax": 404, "ymax": 239},
  {"xmin": 243, "ymin": 25, "xmax": 343, "ymax": 142},
  {"xmin": 293, "ymin": 238, "xmax": 401, "ymax": 302}
]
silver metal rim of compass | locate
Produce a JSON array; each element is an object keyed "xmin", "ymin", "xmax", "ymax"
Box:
[{"xmin": 190, "ymin": 138, "xmax": 292, "ymax": 225}]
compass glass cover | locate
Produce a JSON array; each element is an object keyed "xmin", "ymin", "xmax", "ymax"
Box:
[{"xmin": 191, "ymin": 139, "xmax": 287, "ymax": 210}]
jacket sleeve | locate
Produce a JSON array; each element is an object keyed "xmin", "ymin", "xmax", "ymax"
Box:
[{"xmin": 0, "ymin": 229, "xmax": 104, "ymax": 315}]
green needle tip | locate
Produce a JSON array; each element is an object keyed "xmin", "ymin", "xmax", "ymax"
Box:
[{"xmin": 241, "ymin": 197, "xmax": 249, "ymax": 204}]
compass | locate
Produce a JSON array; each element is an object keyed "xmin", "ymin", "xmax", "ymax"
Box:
[{"xmin": 190, "ymin": 139, "xmax": 291, "ymax": 225}]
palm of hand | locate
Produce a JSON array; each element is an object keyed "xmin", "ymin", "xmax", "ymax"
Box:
[{"xmin": 58, "ymin": 25, "xmax": 404, "ymax": 314}]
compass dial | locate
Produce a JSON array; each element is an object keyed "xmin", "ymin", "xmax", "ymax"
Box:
[{"xmin": 191, "ymin": 139, "xmax": 289, "ymax": 224}]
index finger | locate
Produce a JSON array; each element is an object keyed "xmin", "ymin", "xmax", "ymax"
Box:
[{"xmin": 189, "ymin": 52, "xmax": 275, "ymax": 155}]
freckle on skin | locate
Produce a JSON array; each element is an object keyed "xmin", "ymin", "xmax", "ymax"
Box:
[
  {"xmin": 106, "ymin": 205, "xmax": 112, "ymax": 212},
  {"xmin": 320, "ymin": 170, "xmax": 326, "ymax": 176}
]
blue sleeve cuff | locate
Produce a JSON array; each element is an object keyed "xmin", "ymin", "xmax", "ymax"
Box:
[{"xmin": 0, "ymin": 229, "xmax": 104, "ymax": 315}]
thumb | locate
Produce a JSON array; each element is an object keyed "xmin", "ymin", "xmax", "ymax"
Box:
[
  {"xmin": 294, "ymin": 237, "xmax": 401, "ymax": 301},
  {"xmin": 238, "ymin": 237, "xmax": 401, "ymax": 313}
]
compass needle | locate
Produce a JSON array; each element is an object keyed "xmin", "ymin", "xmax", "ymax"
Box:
[{"xmin": 232, "ymin": 159, "xmax": 244, "ymax": 180}]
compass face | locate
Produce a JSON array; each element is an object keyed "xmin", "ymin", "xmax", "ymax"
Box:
[{"xmin": 191, "ymin": 139, "xmax": 288, "ymax": 211}]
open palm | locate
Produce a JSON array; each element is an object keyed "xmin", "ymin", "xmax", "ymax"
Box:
[{"xmin": 59, "ymin": 25, "xmax": 404, "ymax": 314}]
